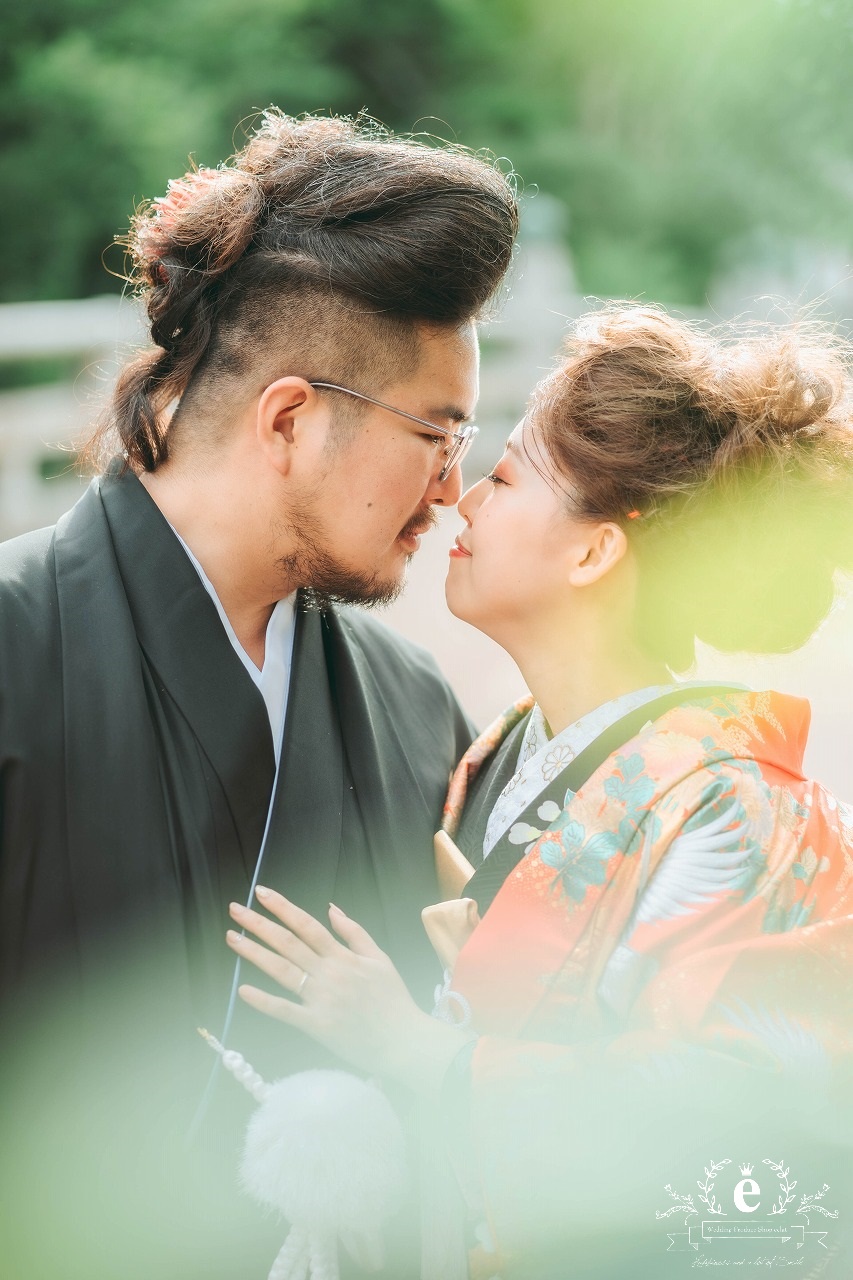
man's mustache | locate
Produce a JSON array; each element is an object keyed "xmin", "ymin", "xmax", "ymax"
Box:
[{"xmin": 400, "ymin": 507, "xmax": 440, "ymax": 539}]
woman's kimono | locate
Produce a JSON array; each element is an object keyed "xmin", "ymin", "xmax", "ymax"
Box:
[{"xmin": 432, "ymin": 688, "xmax": 853, "ymax": 1277}]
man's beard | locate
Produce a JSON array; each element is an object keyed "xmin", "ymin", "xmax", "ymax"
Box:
[{"xmin": 275, "ymin": 505, "xmax": 439, "ymax": 611}]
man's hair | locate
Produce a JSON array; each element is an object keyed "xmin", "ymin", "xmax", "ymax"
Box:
[{"xmin": 90, "ymin": 110, "xmax": 518, "ymax": 471}]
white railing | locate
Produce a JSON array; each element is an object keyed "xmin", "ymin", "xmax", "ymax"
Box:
[{"xmin": 0, "ymin": 296, "xmax": 144, "ymax": 539}]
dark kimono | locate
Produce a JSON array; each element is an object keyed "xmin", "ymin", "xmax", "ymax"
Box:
[{"xmin": 0, "ymin": 464, "xmax": 471, "ymax": 1278}]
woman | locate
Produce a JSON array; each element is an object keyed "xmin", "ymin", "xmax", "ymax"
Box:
[{"xmin": 225, "ymin": 306, "xmax": 853, "ymax": 1277}]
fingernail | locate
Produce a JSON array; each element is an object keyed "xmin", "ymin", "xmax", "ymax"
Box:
[
  {"xmin": 256, "ymin": 885, "xmax": 270, "ymax": 899},
  {"xmin": 229, "ymin": 901, "xmax": 244, "ymax": 914},
  {"xmin": 226, "ymin": 930, "xmax": 242, "ymax": 944},
  {"xmin": 329, "ymin": 902, "xmax": 345, "ymax": 915}
]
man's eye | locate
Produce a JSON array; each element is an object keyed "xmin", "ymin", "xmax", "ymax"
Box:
[{"xmin": 422, "ymin": 434, "xmax": 446, "ymax": 448}]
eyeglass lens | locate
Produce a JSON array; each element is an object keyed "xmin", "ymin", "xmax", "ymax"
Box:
[{"xmin": 438, "ymin": 427, "xmax": 475, "ymax": 482}]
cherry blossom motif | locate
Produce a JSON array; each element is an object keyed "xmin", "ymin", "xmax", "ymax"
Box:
[{"xmin": 542, "ymin": 744, "xmax": 575, "ymax": 781}]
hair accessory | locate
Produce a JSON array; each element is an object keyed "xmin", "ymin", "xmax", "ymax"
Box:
[
  {"xmin": 198, "ymin": 1029, "xmax": 407, "ymax": 1280},
  {"xmin": 626, "ymin": 510, "xmax": 642, "ymax": 520}
]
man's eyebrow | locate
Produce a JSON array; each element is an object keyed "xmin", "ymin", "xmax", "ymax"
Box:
[{"xmin": 427, "ymin": 405, "xmax": 473, "ymax": 424}]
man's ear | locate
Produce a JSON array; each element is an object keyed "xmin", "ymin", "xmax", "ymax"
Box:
[
  {"xmin": 256, "ymin": 377, "xmax": 325, "ymax": 475},
  {"xmin": 567, "ymin": 522, "xmax": 629, "ymax": 588}
]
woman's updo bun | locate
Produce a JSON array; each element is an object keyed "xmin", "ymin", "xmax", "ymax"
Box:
[{"xmin": 530, "ymin": 305, "xmax": 853, "ymax": 669}]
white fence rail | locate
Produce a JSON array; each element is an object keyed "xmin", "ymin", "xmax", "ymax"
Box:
[{"xmin": 0, "ymin": 295, "xmax": 145, "ymax": 539}]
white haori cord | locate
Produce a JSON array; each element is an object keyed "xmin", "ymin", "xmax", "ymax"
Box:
[{"xmin": 198, "ymin": 1030, "xmax": 408, "ymax": 1280}]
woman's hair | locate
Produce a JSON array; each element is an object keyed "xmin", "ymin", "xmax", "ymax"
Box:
[
  {"xmin": 529, "ymin": 304, "xmax": 853, "ymax": 668},
  {"xmin": 90, "ymin": 110, "xmax": 518, "ymax": 472}
]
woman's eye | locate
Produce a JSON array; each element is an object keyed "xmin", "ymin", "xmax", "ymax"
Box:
[{"xmin": 484, "ymin": 471, "xmax": 507, "ymax": 485}]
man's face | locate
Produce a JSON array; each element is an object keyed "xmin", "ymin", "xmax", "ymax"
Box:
[{"xmin": 277, "ymin": 323, "xmax": 480, "ymax": 606}]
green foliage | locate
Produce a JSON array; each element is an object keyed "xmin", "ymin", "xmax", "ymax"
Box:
[
  {"xmin": 0, "ymin": 355, "xmax": 81, "ymax": 390},
  {"xmin": 3, "ymin": 0, "xmax": 853, "ymax": 304}
]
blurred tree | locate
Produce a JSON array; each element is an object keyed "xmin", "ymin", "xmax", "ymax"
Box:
[{"xmin": 2, "ymin": 0, "xmax": 853, "ymax": 305}]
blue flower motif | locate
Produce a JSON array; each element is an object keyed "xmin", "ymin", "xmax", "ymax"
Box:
[
  {"xmin": 558, "ymin": 817, "xmax": 586, "ymax": 850},
  {"xmin": 539, "ymin": 818, "xmax": 583, "ymax": 870},
  {"xmin": 704, "ymin": 697, "xmax": 744, "ymax": 721},
  {"xmin": 540, "ymin": 821, "xmax": 621, "ymax": 901},
  {"xmin": 703, "ymin": 749, "xmax": 736, "ymax": 775},
  {"xmin": 762, "ymin": 897, "xmax": 815, "ymax": 934},
  {"xmin": 603, "ymin": 753, "xmax": 655, "ymax": 811}
]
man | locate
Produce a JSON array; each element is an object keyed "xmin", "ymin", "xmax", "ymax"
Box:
[{"xmin": 0, "ymin": 111, "xmax": 518, "ymax": 1276}]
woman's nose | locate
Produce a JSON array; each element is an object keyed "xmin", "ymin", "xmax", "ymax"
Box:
[{"xmin": 457, "ymin": 474, "xmax": 489, "ymax": 524}]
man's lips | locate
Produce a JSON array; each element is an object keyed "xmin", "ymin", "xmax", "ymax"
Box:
[
  {"xmin": 449, "ymin": 536, "xmax": 472, "ymax": 559},
  {"xmin": 398, "ymin": 509, "xmax": 439, "ymax": 545}
]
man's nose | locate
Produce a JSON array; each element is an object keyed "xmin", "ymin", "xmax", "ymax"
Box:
[{"xmin": 428, "ymin": 459, "xmax": 464, "ymax": 506}]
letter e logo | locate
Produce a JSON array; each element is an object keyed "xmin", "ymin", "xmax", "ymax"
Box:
[{"xmin": 734, "ymin": 1178, "xmax": 761, "ymax": 1213}]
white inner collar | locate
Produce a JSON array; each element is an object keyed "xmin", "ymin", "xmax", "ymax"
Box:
[{"xmin": 170, "ymin": 526, "xmax": 297, "ymax": 763}]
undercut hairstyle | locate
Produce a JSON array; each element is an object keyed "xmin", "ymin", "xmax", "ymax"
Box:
[
  {"xmin": 528, "ymin": 305, "xmax": 853, "ymax": 669},
  {"xmin": 89, "ymin": 110, "xmax": 519, "ymax": 471}
]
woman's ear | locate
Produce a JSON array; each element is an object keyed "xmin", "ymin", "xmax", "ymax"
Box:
[{"xmin": 567, "ymin": 522, "xmax": 629, "ymax": 588}]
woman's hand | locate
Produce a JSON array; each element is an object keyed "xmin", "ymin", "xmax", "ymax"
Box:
[{"xmin": 227, "ymin": 887, "xmax": 472, "ymax": 1092}]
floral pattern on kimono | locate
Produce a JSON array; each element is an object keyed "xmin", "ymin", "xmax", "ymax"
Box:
[
  {"xmin": 482, "ymin": 680, "xmax": 745, "ymax": 858},
  {"xmin": 437, "ymin": 690, "xmax": 853, "ymax": 1274}
]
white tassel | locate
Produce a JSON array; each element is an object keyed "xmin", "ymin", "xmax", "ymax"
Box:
[
  {"xmin": 267, "ymin": 1227, "xmax": 310, "ymax": 1280},
  {"xmin": 199, "ymin": 1029, "xmax": 270, "ymax": 1103},
  {"xmin": 198, "ymin": 1031, "xmax": 407, "ymax": 1280}
]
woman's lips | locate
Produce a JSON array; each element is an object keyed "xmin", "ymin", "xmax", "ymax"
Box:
[{"xmin": 449, "ymin": 537, "xmax": 472, "ymax": 559}]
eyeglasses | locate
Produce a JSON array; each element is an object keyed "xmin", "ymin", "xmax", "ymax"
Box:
[{"xmin": 309, "ymin": 381, "xmax": 478, "ymax": 482}]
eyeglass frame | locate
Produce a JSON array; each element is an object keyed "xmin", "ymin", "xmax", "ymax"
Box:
[{"xmin": 308, "ymin": 381, "xmax": 478, "ymax": 482}]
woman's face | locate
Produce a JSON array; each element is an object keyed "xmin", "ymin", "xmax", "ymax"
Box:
[{"xmin": 446, "ymin": 419, "xmax": 597, "ymax": 647}]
